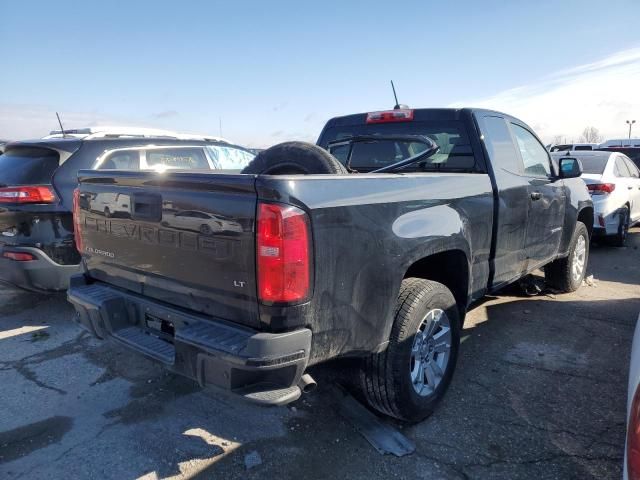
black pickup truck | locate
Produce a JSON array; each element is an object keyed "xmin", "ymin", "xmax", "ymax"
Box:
[{"xmin": 68, "ymin": 108, "xmax": 593, "ymax": 422}]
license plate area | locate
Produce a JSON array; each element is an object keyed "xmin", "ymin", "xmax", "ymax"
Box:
[{"xmin": 145, "ymin": 313, "xmax": 176, "ymax": 341}]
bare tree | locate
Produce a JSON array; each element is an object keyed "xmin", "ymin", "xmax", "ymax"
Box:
[
  {"xmin": 579, "ymin": 126, "xmax": 603, "ymax": 144},
  {"xmin": 552, "ymin": 135, "xmax": 564, "ymax": 145}
]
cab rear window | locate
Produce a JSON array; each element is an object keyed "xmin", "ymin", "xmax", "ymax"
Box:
[
  {"xmin": 319, "ymin": 121, "xmax": 475, "ymax": 172},
  {"xmin": 0, "ymin": 147, "xmax": 60, "ymax": 185}
]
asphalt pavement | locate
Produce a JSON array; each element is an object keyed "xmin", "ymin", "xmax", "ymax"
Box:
[{"xmin": 1, "ymin": 228, "xmax": 639, "ymax": 479}]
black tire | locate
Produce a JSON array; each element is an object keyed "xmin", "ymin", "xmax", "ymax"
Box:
[
  {"xmin": 241, "ymin": 141, "xmax": 348, "ymax": 175},
  {"xmin": 359, "ymin": 278, "xmax": 460, "ymax": 423},
  {"xmin": 104, "ymin": 207, "xmax": 111, "ymax": 218},
  {"xmin": 545, "ymin": 221, "xmax": 589, "ymax": 293},
  {"xmin": 200, "ymin": 224, "xmax": 212, "ymax": 235},
  {"xmin": 610, "ymin": 206, "xmax": 630, "ymax": 247}
]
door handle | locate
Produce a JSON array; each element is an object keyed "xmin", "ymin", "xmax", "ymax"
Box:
[{"xmin": 530, "ymin": 192, "xmax": 542, "ymax": 201}]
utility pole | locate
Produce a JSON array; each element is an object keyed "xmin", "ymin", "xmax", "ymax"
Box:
[
  {"xmin": 219, "ymin": 117, "xmax": 223, "ymax": 138},
  {"xmin": 627, "ymin": 120, "xmax": 636, "ymax": 139}
]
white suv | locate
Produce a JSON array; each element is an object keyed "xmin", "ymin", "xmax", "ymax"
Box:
[{"xmin": 552, "ymin": 150, "xmax": 640, "ymax": 245}]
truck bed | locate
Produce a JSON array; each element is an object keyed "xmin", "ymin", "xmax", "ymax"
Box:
[{"xmin": 75, "ymin": 169, "xmax": 494, "ymax": 360}]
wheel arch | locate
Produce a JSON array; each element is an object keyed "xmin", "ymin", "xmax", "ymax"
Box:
[
  {"xmin": 577, "ymin": 206, "xmax": 594, "ymax": 239},
  {"xmin": 403, "ymin": 249, "xmax": 470, "ymax": 323}
]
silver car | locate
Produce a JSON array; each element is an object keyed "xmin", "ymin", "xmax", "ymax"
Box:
[{"xmin": 552, "ymin": 151, "xmax": 640, "ymax": 245}]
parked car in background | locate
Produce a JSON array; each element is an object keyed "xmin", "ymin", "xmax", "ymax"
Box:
[
  {"xmin": 625, "ymin": 315, "xmax": 640, "ymax": 480},
  {"xmin": 598, "ymin": 146, "xmax": 640, "ymax": 170},
  {"xmin": 68, "ymin": 107, "xmax": 592, "ymax": 422},
  {"xmin": 0, "ymin": 127, "xmax": 255, "ymax": 292},
  {"xmin": 600, "ymin": 139, "xmax": 640, "ymax": 149},
  {"xmin": 551, "ymin": 150, "xmax": 640, "ymax": 245},
  {"xmin": 549, "ymin": 143, "xmax": 598, "ymax": 152}
]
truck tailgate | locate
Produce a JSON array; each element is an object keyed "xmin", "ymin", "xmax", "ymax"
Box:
[{"xmin": 76, "ymin": 170, "xmax": 260, "ymax": 328}]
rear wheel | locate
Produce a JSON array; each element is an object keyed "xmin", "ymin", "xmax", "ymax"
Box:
[
  {"xmin": 611, "ymin": 206, "xmax": 630, "ymax": 247},
  {"xmin": 359, "ymin": 278, "xmax": 460, "ymax": 422},
  {"xmin": 104, "ymin": 207, "xmax": 111, "ymax": 218},
  {"xmin": 545, "ymin": 221, "xmax": 589, "ymax": 292}
]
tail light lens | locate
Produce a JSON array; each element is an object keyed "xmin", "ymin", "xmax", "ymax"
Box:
[
  {"xmin": 72, "ymin": 188, "xmax": 83, "ymax": 253},
  {"xmin": 366, "ymin": 109, "xmax": 414, "ymax": 124},
  {"xmin": 628, "ymin": 385, "xmax": 640, "ymax": 479},
  {"xmin": 587, "ymin": 183, "xmax": 616, "ymax": 195},
  {"xmin": 0, "ymin": 186, "xmax": 56, "ymax": 204},
  {"xmin": 257, "ymin": 202, "xmax": 311, "ymax": 304},
  {"xmin": 2, "ymin": 251, "xmax": 36, "ymax": 261}
]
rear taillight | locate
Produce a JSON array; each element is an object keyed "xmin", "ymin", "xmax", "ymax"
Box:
[
  {"xmin": 587, "ymin": 183, "xmax": 616, "ymax": 195},
  {"xmin": 628, "ymin": 385, "xmax": 640, "ymax": 479},
  {"xmin": 0, "ymin": 186, "xmax": 56, "ymax": 204},
  {"xmin": 72, "ymin": 188, "xmax": 83, "ymax": 253},
  {"xmin": 257, "ymin": 202, "xmax": 311, "ymax": 304},
  {"xmin": 2, "ymin": 251, "xmax": 36, "ymax": 261},
  {"xmin": 366, "ymin": 109, "xmax": 414, "ymax": 124}
]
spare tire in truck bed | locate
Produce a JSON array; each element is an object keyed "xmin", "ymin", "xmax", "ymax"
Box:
[{"xmin": 241, "ymin": 141, "xmax": 349, "ymax": 175}]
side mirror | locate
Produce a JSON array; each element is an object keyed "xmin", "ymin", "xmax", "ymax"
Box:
[{"xmin": 558, "ymin": 157, "xmax": 582, "ymax": 179}]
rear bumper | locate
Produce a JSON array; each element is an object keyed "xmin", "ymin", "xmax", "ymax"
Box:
[
  {"xmin": 0, "ymin": 246, "xmax": 81, "ymax": 292},
  {"xmin": 67, "ymin": 276, "xmax": 312, "ymax": 405},
  {"xmin": 592, "ymin": 207, "xmax": 628, "ymax": 237}
]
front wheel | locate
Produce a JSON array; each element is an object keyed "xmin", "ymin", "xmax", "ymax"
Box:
[
  {"xmin": 359, "ymin": 278, "xmax": 460, "ymax": 423},
  {"xmin": 545, "ymin": 221, "xmax": 589, "ymax": 292}
]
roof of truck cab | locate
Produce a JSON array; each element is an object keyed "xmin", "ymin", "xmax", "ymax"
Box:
[{"xmin": 323, "ymin": 107, "xmax": 517, "ymax": 128}]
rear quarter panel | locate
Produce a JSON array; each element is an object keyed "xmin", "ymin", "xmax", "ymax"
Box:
[{"xmin": 257, "ymin": 173, "xmax": 494, "ymax": 362}]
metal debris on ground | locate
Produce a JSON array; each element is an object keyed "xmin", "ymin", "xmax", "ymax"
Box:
[
  {"xmin": 518, "ymin": 275, "xmax": 543, "ymax": 296},
  {"xmin": 333, "ymin": 387, "xmax": 415, "ymax": 457}
]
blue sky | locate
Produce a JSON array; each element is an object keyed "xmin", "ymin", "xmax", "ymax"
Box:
[{"xmin": 1, "ymin": 0, "xmax": 639, "ymax": 145}]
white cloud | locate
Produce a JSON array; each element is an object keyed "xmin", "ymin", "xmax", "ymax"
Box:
[
  {"xmin": 4, "ymin": 47, "xmax": 639, "ymax": 147},
  {"xmin": 450, "ymin": 47, "xmax": 640, "ymax": 143}
]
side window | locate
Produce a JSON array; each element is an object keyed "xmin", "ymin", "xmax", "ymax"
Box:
[
  {"xmin": 510, "ymin": 124, "xmax": 551, "ymax": 177},
  {"xmin": 615, "ymin": 158, "xmax": 631, "ymax": 177},
  {"xmin": 478, "ymin": 116, "xmax": 522, "ymax": 173},
  {"xmin": 99, "ymin": 151, "xmax": 140, "ymax": 169},
  {"xmin": 206, "ymin": 146, "xmax": 255, "ymax": 170},
  {"xmin": 623, "ymin": 158, "xmax": 639, "ymax": 178}
]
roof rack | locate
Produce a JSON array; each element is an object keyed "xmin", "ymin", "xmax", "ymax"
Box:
[{"xmin": 43, "ymin": 126, "xmax": 228, "ymax": 143}]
